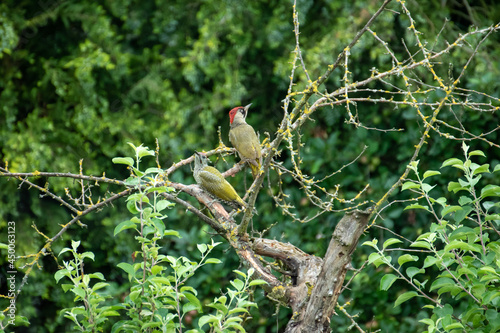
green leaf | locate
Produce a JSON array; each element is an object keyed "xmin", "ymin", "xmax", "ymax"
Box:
[
  {"xmin": 117, "ymin": 263, "xmax": 136, "ymax": 281},
  {"xmin": 441, "ymin": 205, "xmax": 462, "ymax": 218},
  {"xmin": 478, "ymin": 266, "xmax": 497, "ymax": 275},
  {"xmin": 124, "ymin": 177, "xmax": 141, "ymax": 186},
  {"xmin": 152, "ymin": 218, "xmax": 165, "ymax": 235},
  {"xmin": 454, "ymin": 205, "xmax": 473, "ymax": 223},
  {"xmin": 164, "ymin": 230, "xmax": 181, "ymax": 238},
  {"xmin": 421, "ymin": 183, "xmax": 435, "ymax": 193},
  {"xmin": 448, "ymin": 181, "xmax": 466, "ymax": 193},
  {"xmin": 126, "ymin": 200, "xmax": 139, "ymax": 214},
  {"xmin": 142, "ymin": 225, "xmax": 155, "ymax": 237},
  {"xmin": 100, "ymin": 310, "xmax": 120, "ymax": 317},
  {"xmin": 444, "ymin": 240, "xmax": 481, "ymax": 252},
  {"xmin": 54, "ymin": 269, "xmax": 69, "ymax": 283},
  {"xmin": 410, "ymin": 241, "xmax": 431, "ymax": 250},
  {"xmin": 233, "ymin": 270, "xmax": 247, "ymax": 279},
  {"xmin": 71, "ymin": 240, "xmax": 80, "ymax": 251},
  {"xmin": 423, "ymin": 256, "xmax": 439, "ymax": 269},
  {"xmin": 383, "ymin": 238, "xmax": 403, "ymax": 250},
  {"xmin": 458, "ymin": 196, "xmax": 472, "ymax": 205},
  {"xmin": 380, "ymin": 274, "xmax": 398, "ymax": 291},
  {"xmin": 482, "ymin": 201, "xmax": 496, "ymax": 212},
  {"xmin": 230, "ymin": 279, "xmax": 245, "ymax": 291},
  {"xmin": 483, "ymin": 291, "xmax": 500, "ymax": 305},
  {"xmin": 249, "ymin": 279, "xmax": 268, "ymax": 287},
  {"xmin": 469, "ymin": 175, "xmax": 481, "ymax": 187},
  {"xmin": 434, "ymin": 303, "xmax": 453, "ymax": 318},
  {"xmin": 129, "ymin": 290, "xmax": 141, "ymax": 303},
  {"xmin": 150, "ymin": 277, "xmax": 171, "ymax": 285},
  {"xmin": 398, "ymin": 254, "xmax": 418, "ymax": 266},
  {"xmin": 156, "ymin": 199, "xmax": 173, "ymax": 212},
  {"xmin": 481, "ymin": 185, "xmax": 500, "ymax": 199},
  {"xmin": 458, "ymin": 178, "xmax": 470, "ymax": 188},
  {"xmin": 441, "ymin": 158, "xmax": 463, "ymax": 168},
  {"xmin": 423, "ymin": 170, "xmax": 441, "ymax": 179},
  {"xmin": 146, "ymin": 186, "xmax": 172, "ymax": 194},
  {"xmin": 198, "ymin": 315, "xmax": 219, "ymax": 329},
  {"xmin": 151, "ymin": 265, "xmax": 164, "ymax": 276},
  {"xmin": 183, "ymin": 302, "xmax": 199, "ymax": 314},
  {"xmin": 461, "ymin": 142, "xmax": 469, "ymax": 155},
  {"xmin": 144, "ymin": 167, "xmax": 163, "ymax": 174},
  {"xmin": 419, "ymin": 318, "xmax": 435, "ymax": 331},
  {"xmin": 430, "ymin": 197, "xmax": 447, "ymax": 207},
  {"xmin": 81, "ymin": 252, "xmax": 95, "ymax": 261},
  {"xmin": 402, "ymin": 182, "xmax": 420, "ymax": 191},
  {"xmin": 184, "ymin": 292, "xmax": 202, "ymax": 312},
  {"xmin": 197, "ymin": 244, "xmax": 208, "ymax": 254},
  {"xmin": 429, "ymin": 277, "xmax": 455, "ymax": 292},
  {"xmin": 92, "ymin": 282, "xmax": 109, "ymax": 292},
  {"xmin": 406, "ymin": 267, "xmax": 424, "ymax": 279},
  {"xmin": 449, "ymin": 226, "xmax": 474, "ymax": 240},
  {"xmin": 394, "ymin": 291, "xmax": 418, "ymax": 307},
  {"xmin": 207, "ymin": 302, "xmax": 229, "ymax": 315},
  {"xmin": 61, "ymin": 284, "xmax": 73, "ymax": 293},
  {"xmin": 136, "ymin": 145, "xmax": 155, "ymax": 158},
  {"xmin": 404, "ymin": 204, "xmax": 429, "ymax": 211},
  {"xmin": 205, "ymin": 258, "xmax": 222, "ymax": 264},
  {"xmin": 494, "ymin": 164, "xmax": 500, "ymax": 173},
  {"xmin": 407, "ymin": 160, "xmax": 419, "ymax": 172},
  {"xmin": 444, "ymin": 322, "xmax": 464, "ymax": 330},
  {"xmin": 114, "ymin": 220, "xmax": 136, "ymax": 236},
  {"xmin": 216, "ymin": 296, "xmax": 227, "ymax": 304},
  {"xmin": 485, "ymin": 214, "xmax": 500, "ymax": 223},
  {"xmin": 368, "ymin": 252, "xmax": 391, "ymax": 267},
  {"xmin": 468, "ymin": 150, "xmax": 486, "ymax": 157},
  {"xmin": 362, "ymin": 239, "xmax": 379, "ymax": 250},
  {"xmin": 225, "ymin": 323, "xmax": 245, "ymax": 332},
  {"xmin": 472, "ymin": 163, "xmax": 489, "ymax": 175},
  {"xmin": 71, "ymin": 286, "xmax": 86, "ymax": 299},
  {"xmin": 228, "ymin": 308, "xmax": 249, "ymax": 315},
  {"xmin": 112, "ymin": 157, "xmax": 134, "ymax": 166}
]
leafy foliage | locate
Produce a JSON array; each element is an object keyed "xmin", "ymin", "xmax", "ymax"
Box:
[
  {"xmin": 365, "ymin": 144, "xmax": 500, "ymax": 332},
  {"xmin": 52, "ymin": 145, "xmax": 265, "ymax": 333}
]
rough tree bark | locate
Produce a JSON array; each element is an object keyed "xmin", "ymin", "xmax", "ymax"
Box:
[
  {"xmin": 244, "ymin": 209, "xmax": 370, "ymax": 333},
  {"xmin": 283, "ymin": 209, "xmax": 371, "ymax": 332}
]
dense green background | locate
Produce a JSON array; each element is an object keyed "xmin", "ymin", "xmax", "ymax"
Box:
[{"xmin": 1, "ymin": 0, "xmax": 499, "ymax": 331}]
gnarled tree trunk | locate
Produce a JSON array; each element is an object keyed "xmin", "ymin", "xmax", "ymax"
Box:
[{"xmin": 282, "ymin": 209, "xmax": 371, "ymax": 332}]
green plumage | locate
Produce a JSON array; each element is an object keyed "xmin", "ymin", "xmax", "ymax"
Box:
[
  {"xmin": 193, "ymin": 153, "xmax": 246, "ymax": 209},
  {"xmin": 228, "ymin": 104, "xmax": 262, "ymax": 178}
]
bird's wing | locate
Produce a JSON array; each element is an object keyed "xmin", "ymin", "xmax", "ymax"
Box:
[
  {"xmin": 250, "ymin": 130, "xmax": 262, "ymax": 160},
  {"xmin": 237, "ymin": 125, "xmax": 261, "ymax": 162},
  {"xmin": 198, "ymin": 168, "xmax": 235, "ymax": 202},
  {"xmin": 199, "ymin": 169, "xmax": 224, "ymax": 189}
]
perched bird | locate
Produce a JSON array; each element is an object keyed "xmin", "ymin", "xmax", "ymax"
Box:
[
  {"xmin": 193, "ymin": 152, "xmax": 246, "ymax": 209},
  {"xmin": 228, "ymin": 104, "xmax": 262, "ymax": 179}
]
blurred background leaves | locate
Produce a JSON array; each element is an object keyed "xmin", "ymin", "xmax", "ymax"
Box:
[{"xmin": 0, "ymin": 0, "xmax": 499, "ymax": 331}]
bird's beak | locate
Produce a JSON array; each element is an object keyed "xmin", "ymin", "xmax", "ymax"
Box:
[{"xmin": 244, "ymin": 103, "xmax": 252, "ymax": 112}]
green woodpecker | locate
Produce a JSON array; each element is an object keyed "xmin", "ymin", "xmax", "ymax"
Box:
[
  {"xmin": 193, "ymin": 152, "xmax": 246, "ymax": 209},
  {"xmin": 228, "ymin": 104, "xmax": 262, "ymax": 178}
]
